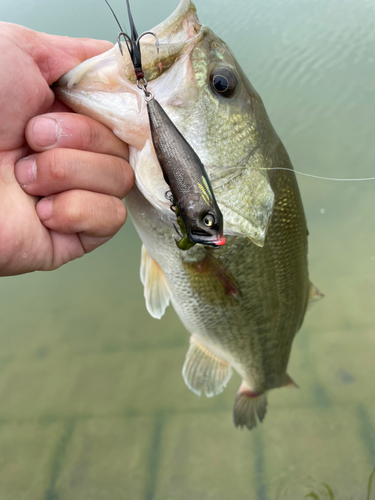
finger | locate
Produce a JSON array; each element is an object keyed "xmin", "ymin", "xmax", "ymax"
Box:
[
  {"xmin": 36, "ymin": 190, "xmax": 127, "ymax": 238},
  {"xmin": 48, "ymin": 100, "xmax": 74, "ymax": 114},
  {"xmin": 14, "ymin": 149, "xmax": 134, "ymax": 199},
  {"xmin": 3, "ymin": 23, "xmax": 113, "ymax": 84},
  {"xmin": 37, "ymin": 35, "xmax": 114, "ymax": 84},
  {"xmin": 0, "ymin": 24, "xmax": 113, "ymax": 150},
  {"xmin": 25, "ymin": 112, "xmax": 129, "ymax": 159},
  {"xmin": 46, "ymin": 232, "xmax": 112, "ymax": 267}
]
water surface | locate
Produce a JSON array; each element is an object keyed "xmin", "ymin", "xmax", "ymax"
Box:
[{"xmin": 1, "ymin": 0, "xmax": 375, "ymax": 498}]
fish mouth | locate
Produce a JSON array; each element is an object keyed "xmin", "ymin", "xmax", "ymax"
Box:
[
  {"xmin": 150, "ymin": 0, "xmax": 202, "ymax": 41},
  {"xmin": 55, "ymin": 0, "xmax": 208, "ymax": 91},
  {"xmin": 118, "ymin": 0, "xmax": 208, "ymax": 85}
]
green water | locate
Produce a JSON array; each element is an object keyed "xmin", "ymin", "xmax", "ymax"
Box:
[{"xmin": 1, "ymin": 0, "xmax": 375, "ymax": 498}]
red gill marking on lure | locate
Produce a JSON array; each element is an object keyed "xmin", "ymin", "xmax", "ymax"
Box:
[{"xmin": 215, "ymin": 237, "xmax": 226, "ymax": 246}]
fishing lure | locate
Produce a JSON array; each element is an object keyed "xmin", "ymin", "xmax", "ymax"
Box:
[{"xmin": 106, "ymin": 0, "xmax": 225, "ymax": 250}]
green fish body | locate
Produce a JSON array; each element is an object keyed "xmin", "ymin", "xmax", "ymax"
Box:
[{"xmin": 55, "ymin": 0, "xmax": 320, "ymax": 429}]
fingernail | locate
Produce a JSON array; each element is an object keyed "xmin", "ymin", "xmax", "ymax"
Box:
[
  {"xmin": 14, "ymin": 157, "xmax": 37, "ymax": 188},
  {"xmin": 37, "ymin": 198, "xmax": 53, "ymax": 221},
  {"xmin": 32, "ymin": 117, "xmax": 60, "ymax": 148}
]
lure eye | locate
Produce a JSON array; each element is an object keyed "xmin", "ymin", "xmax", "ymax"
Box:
[
  {"xmin": 210, "ymin": 67, "xmax": 238, "ymax": 98},
  {"xmin": 203, "ymin": 214, "xmax": 215, "ymax": 227}
]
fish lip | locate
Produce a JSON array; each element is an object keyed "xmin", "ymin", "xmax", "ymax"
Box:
[{"xmin": 151, "ymin": 0, "xmax": 201, "ymax": 40}]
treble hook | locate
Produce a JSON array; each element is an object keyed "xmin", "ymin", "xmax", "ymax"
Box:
[
  {"xmin": 109, "ymin": 0, "xmax": 159, "ymax": 84},
  {"xmin": 117, "ymin": 31, "xmax": 132, "ymax": 58},
  {"xmin": 117, "ymin": 31, "xmax": 159, "ymax": 75},
  {"xmin": 137, "ymin": 31, "xmax": 160, "ymax": 54}
]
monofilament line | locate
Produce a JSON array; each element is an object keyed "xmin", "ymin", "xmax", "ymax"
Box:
[
  {"xmin": 272, "ymin": 167, "xmax": 375, "ymax": 182},
  {"xmin": 219, "ymin": 165, "xmax": 375, "ymax": 182}
]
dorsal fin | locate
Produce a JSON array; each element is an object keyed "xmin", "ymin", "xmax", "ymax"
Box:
[
  {"xmin": 308, "ymin": 281, "xmax": 324, "ymax": 309},
  {"xmin": 283, "ymin": 374, "xmax": 299, "ymax": 388},
  {"xmin": 140, "ymin": 245, "xmax": 170, "ymax": 319},
  {"xmin": 182, "ymin": 335, "xmax": 233, "ymax": 397}
]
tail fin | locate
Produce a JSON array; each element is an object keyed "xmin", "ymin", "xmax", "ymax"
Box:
[{"xmin": 233, "ymin": 382, "xmax": 268, "ymax": 430}]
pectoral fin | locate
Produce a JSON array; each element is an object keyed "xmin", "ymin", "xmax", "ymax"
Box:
[
  {"xmin": 140, "ymin": 245, "xmax": 170, "ymax": 319},
  {"xmin": 183, "ymin": 251, "xmax": 241, "ymax": 303},
  {"xmin": 182, "ymin": 335, "xmax": 233, "ymax": 397}
]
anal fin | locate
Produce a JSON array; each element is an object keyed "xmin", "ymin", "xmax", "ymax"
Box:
[
  {"xmin": 182, "ymin": 335, "xmax": 233, "ymax": 398},
  {"xmin": 140, "ymin": 245, "xmax": 170, "ymax": 319}
]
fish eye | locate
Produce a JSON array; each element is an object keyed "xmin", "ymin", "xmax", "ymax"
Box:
[
  {"xmin": 210, "ymin": 67, "xmax": 237, "ymax": 98},
  {"xmin": 203, "ymin": 214, "xmax": 215, "ymax": 227}
]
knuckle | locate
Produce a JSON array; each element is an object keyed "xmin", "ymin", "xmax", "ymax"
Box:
[
  {"xmin": 94, "ymin": 196, "xmax": 126, "ymax": 236},
  {"xmin": 110, "ymin": 158, "xmax": 134, "ymax": 198},
  {"xmin": 120, "ymin": 161, "xmax": 135, "ymax": 196},
  {"xmin": 43, "ymin": 149, "xmax": 70, "ymax": 183},
  {"xmin": 112, "ymin": 198, "xmax": 127, "ymax": 229},
  {"xmin": 56, "ymin": 192, "xmax": 127, "ymax": 236},
  {"xmin": 86, "ymin": 119, "xmax": 106, "ymax": 150},
  {"xmin": 63, "ymin": 192, "xmax": 83, "ymax": 225}
]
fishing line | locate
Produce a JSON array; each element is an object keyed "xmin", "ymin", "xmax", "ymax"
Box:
[
  {"xmin": 216, "ymin": 165, "xmax": 375, "ymax": 182},
  {"xmin": 265, "ymin": 167, "xmax": 375, "ymax": 182},
  {"xmin": 104, "ymin": 0, "xmax": 374, "ymax": 186}
]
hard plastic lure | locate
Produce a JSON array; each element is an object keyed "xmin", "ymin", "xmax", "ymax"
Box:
[{"xmin": 108, "ymin": 0, "xmax": 225, "ymax": 250}]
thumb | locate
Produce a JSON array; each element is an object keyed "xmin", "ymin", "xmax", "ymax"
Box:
[{"xmin": 3, "ymin": 22, "xmax": 113, "ymax": 85}]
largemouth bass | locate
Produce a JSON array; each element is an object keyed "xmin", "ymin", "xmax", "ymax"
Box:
[{"xmin": 55, "ymin": 0, "xmax": 320, "ymax": 429}]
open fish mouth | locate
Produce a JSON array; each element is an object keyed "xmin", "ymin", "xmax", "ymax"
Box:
[{"xmin": 54, "ymin": 0, "xmax": 276, "ymax": 251}]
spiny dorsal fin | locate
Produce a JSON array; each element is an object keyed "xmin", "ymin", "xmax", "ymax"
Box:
[
  {"xmin": 182, "ymin": 335, "xmax": 233, "ymax": 397},
  {"xmin": 308, "ymin": 281, "xmax": 324, "ymax": 309},
  {"xmin": 140, "ymin": 244, "xmax": 170, "ymax": 319},
  {"xmin": 233, "ymin": 381, "xmax": 268, "ymax": 430}
]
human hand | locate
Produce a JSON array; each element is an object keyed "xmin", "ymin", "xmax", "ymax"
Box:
[{"xmin": 0, "ymin": 22, "xmax": 134, "ymax": 276}]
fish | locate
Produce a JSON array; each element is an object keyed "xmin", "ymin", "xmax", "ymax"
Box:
[{"xmin": 55, "ymin": 0, "xmax": 321, "ymax": 429}]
